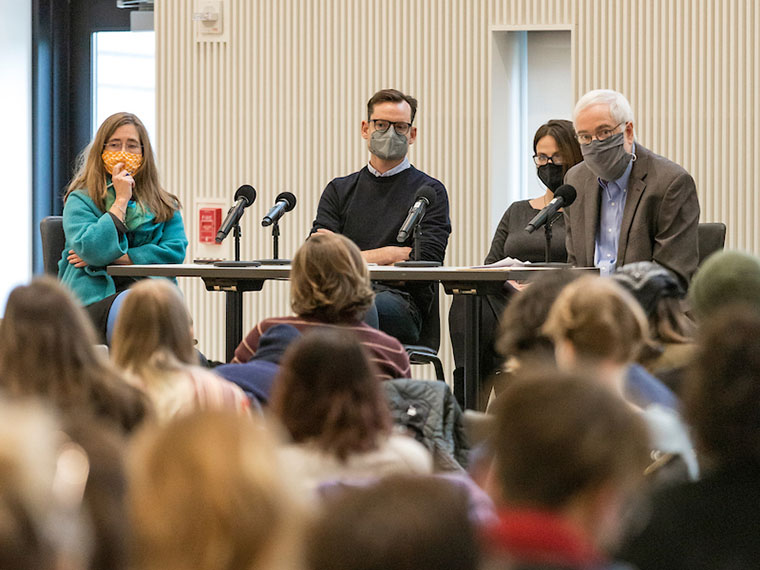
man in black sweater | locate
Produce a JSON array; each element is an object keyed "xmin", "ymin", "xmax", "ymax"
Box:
[{"xmin": 311, "ymin": 89, "xmax": 451, "ymax": 345}]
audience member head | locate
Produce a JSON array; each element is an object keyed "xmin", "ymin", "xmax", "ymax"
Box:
[
  {"xmin": 543, "ymin": 276, "xmax": 648, "ymax": 385},
  {"xmin": 270, "ymin": 329, "xmax": 391, "ymax": 461},
  {"xmin": 688, "ymin": 249, "xmax": 760, "ymax": 321},
  {"xmin": 0, "ymin": 398, "xmax": 92, "ymax": 570},
  {"xmin": 490, "ymin": 372, "xmax": 650, "ymax": 548},
  {"xmin": 111, "ymin": 279, "xmax": 198, "ymax": 375},
  {"xmin": 129, "ymin": 410, "xmax": 300, "ymax": 570},
  {"xmin": 685, "ymin": 307, "xmax": 760, "ymax": 469},
  {"xmin": 612, "ymin": 261, "xmax": 693, "ymax": 344},
  {"xmin": 307, "ymin": 475, "xmax": 478, "ymax": 570},
  {"xmin": 496, "ymin": 270, "xmax": 582, "ymax": 365},
  {"xmin": 532, "ymin": 119, "xmax": 584, "ymax": 192},
  {"xmin": 65, "ymin": 111, "xmax": 180, "ymax": 222},
  {"xmin": 0, "ymin": 277, "xmax": 148, "ymax": 432},
  {"xmin": 291, "ymin": 232, "xmax": 374, "ymax": 323}
]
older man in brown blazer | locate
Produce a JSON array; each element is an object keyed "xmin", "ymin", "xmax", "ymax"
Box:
[{"xmin": 564, "ymin": 89, "xmax": 700, "ymax": 289}]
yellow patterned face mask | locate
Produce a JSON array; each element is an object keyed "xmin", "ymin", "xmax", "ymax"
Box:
[{"xmin": 101, "ymin": 150, "xmax": 143, "ymax": 175}]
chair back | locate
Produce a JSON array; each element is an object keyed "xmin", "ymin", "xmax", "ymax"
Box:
[
  {"xmin": 40, "ymin": 216, "xmax": 65, "ymax": 276},
  {"xmin": 697, "ymin": 222, "xmax": 727, "ymax": 266}
]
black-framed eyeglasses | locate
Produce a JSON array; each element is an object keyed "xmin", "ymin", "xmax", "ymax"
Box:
[
  {"xmin": 369, "ymin": 119, "xmax": 413, "ymax": 136},
  {"xmin": 103, "ymin": 140, "xmax": 143, "ymax": 154},
  {"xmin": 533, "ymin": 153, "xmax": 564, "ymax": 166},
  {"xmin": 576, "ymin": 122, "xmax": 625, "ymax": 145}
]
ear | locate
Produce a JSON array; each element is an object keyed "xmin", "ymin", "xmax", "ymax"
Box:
[
  {"xmin": 624, "ymin": 121, "xmax": 635, "ymax": 150},
  {"xmin": 407, "ymin": 125, "xmax": 418, "ymax": 146},
  {"xmin": 361, "ymin": 120, "xmax": 370, "ymax": 141}
]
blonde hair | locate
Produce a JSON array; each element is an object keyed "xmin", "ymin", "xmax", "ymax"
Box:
[
  {"xmin": 111, "ymin": 279, "xmax": 197, "ymax": 375},
  {"xmin": 290, "ymin": 233, "xmax": 374, "ymax": 322},
  {"xmin": 64, "ymin": 112, "xmax": 180, "ymax": 222},
  {"xmin": 129, "ymin": 411, "xmax": 302, "ymax": 570},
  {"xmin": 543, "ymin": 276, "xmax": 649, "ymax": 365}
]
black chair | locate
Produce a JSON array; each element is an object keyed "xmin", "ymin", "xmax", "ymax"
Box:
[
  {"xmin": 697, "ymin": 222, "xmax": 727, "ymax": 266},
  {"xmin": 404, "ymin": 284, "xmax": 445, "ymax": 381},
  {"xmin": 40, "ymin": 216, "xmax": 65, "ymax": 276}
]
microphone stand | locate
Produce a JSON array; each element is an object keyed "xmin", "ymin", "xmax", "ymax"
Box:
[
  {"xmin": 233, "ymin": 224, "xmax": 241, "ymax": 262},
  {"xmin": 257, "ymin": 221, "xmax": 290, "ymax": 265},
  {"xmin": 395, "ymin": 222, "xmax": 442, "ymax": 267},
  {"xmin": 543, "ymin": 212, "xmax": 563, "ymax": 263}
]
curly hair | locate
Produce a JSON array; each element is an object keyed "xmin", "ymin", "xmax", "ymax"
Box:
[{"xmin": 290, "ymin": 233, "xmax": 374, "ymax": 323}]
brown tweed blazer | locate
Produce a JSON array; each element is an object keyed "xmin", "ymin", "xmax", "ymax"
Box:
[{"xmin": 563, "ymin": 144, "xmax": 700, "ymax": 288}]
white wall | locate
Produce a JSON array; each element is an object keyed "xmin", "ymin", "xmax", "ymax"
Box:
[{"xmin": 0, "ymin": 0, "xmax": 32, "ymax": 314}]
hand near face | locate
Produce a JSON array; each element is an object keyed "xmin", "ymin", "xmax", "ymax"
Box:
[{"xmin": 111, "ymin": 162, "xmax": 134, "ymax": 202}]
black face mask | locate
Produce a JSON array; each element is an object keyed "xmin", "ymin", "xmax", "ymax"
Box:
[{"xmin": 537, "ymin": 163, "xmax": 564, "ymax": 192}]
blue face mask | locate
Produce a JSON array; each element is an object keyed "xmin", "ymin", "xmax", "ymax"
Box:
[
  {"xmin": 369, "ymin": 127, "xmax": 408, "ymax": 161},
  {"xmin": 581, "ymin": 132, "xmax": 633, "ymax": 181}
]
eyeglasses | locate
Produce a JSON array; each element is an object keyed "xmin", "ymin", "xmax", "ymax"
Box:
[
  {"xmin": 533, "ymin": 153, "xmax": 564, "ymax": 166},
  {"xmin": 576, "ymin": 122, "xmax": 625, "ymax": 145},
  {"xmin": 104, "ymin": 139, "xmax": 143, "ymax": 154},
  {"xmin": 369, "ymin": 119, "xmax": 413, "ymax": 136}
]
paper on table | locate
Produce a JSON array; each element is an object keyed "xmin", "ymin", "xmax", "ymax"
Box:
[{"xmin": 470, "ymin": 256, "xmax": 531, "ymax": 269}]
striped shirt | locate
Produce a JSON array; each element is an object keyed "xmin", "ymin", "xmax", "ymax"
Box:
[{"xmin": 232, "ymin": 316, "xmax": 411, "ymax": 380}]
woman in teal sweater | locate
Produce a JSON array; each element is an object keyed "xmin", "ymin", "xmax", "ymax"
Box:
[{"xmin": 60, "ymin": 112, "xmax": 187, "ymax": 341}]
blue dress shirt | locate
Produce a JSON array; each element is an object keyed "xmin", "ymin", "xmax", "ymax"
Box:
[
  {"xmin": 368, "ymin": 156, "xmax": 411, "ymax": 177},
  {"xmin": 594, "ymin": 145, "xmax": 635, "ymax": 276}
]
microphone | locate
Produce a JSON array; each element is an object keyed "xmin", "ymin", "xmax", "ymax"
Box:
[
  {"xmin": 261, "ymin": 191, "xmax": 297, "ymax": 227},
  {"xmin": 215, "ymin": 184, "xmax": 257, "ymax": 243},
  {"xmin": 396, "ymin": 186, "xmax": 437, "ymax": 242},
  {"xmin": 524, "ymin": 184, "xmax": 577, "ymax": 234}
]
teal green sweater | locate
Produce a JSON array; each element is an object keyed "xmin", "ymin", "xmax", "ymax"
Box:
[{"xmin": 59, "ymin": 188, "xmax": 188, "ymax": 306}]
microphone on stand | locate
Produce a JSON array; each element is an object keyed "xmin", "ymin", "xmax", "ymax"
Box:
[
  {"xmin": 397, "ymin": 186, "xmax": 437, "ymax": 243},
  {"xmin": 262, "ymin": 192, "xmax": 297, "ymax": 227},
  {"xmin": 215, "ymin": 185, "xmax": 257, "ymax": 243},
  {"xmin": 524, "ymin": 184, "xmax": 577, "ymax": 234}
]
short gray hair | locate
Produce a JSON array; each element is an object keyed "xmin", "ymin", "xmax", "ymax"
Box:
[{"xmin": 573, "ymin": 89, "xmax": 634, "ymax": 125}]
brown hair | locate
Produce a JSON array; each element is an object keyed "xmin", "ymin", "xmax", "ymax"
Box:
[
  {"xmin": 129, "ymin": 411, "xmax": 300, "ymax": 570},
  {"xmin": 543, "ymin": 276, "xmax": 649, "ymax": 365},
  {"xmin": 0, "ymin": 277, "xmax": 148, "ymax": 433},
  {"xmin": 291, "ymin": 233, "xmax": 374, "ymax": 323},
  {"xmin": 307, "ymin": 475, "xmax": 479, "ymax": 570},
  {"xmin": 533, "ymin": 119, "xmax": 584, "ymax": 175},
  {"xmin": 367, "ymin": 88, "xmax": 418, "ymax": 123},
  {"xmin": 491, "ymin": 371, "xmax": 650, "ymax": 509},
  {"xmin": 496, "ymin": 270, "xmax": 582, "ymax": 361},
  {"xmin": 685, "ymin": 307, "xmax": 760, "ymax": 466},
  {"xmin": 64, "ymin": 112, "xmax": 180, "ymax": 222},
  {"xmin": 111, "ymin": 279, "xmax": 198, "ymax": 376},
  {"xmin": 270, "ymin": 329, "xmax": 391, "ymax": 461}
]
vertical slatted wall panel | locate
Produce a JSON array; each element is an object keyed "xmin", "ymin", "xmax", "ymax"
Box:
[{"xmin": 158, "ymin": 0, "xmax": 758, "ymax": 381}]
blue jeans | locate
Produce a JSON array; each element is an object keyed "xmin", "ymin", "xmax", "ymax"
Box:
[{"xmin": 374, "ymin": 288, "xmax": 422, "ymax": 345}]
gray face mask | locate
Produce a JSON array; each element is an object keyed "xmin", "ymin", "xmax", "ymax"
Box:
[
  {"xmin": 581, "ymin": 132, "xmax": 633, "ymax": 181},
  {"xmin": 369, "ymin": 127, "xmax": 409, "ymax": 161}
]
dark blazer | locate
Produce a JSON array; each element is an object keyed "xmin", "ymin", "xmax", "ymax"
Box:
[{"xmin": 563, "ymin": 144, "xmax": 700, "ymax": 288}]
